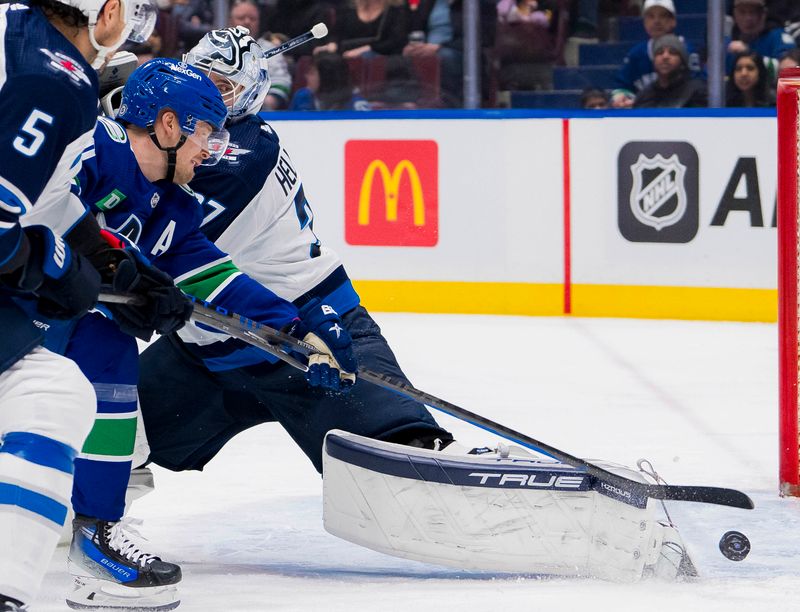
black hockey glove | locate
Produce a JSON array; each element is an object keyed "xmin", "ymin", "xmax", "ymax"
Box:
[
  {"xmin": 6, "ymin": 225, "xmax": 102, "ymax": 319},
  {"xmin": 93, "ymin": 231, "xmax": 193, "ymax": 341},
  {"xmin": 288, "ymin": 299, "xmax": 357, "ymax": 392}
]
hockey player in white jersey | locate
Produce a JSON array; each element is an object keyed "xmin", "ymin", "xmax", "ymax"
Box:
[
  {"xmin": 136, "ymin": 26, "xmax": 453, "ymax": 481},
  {"xmin": 133, "ymin": 27, "xmax": 697, "ymax": 583},
  {"xmin": 0, "ymin": 0, "xmax": 163, "ymax": 609}
]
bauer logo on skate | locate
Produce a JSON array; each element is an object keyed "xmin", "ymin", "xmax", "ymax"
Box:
[
  {"xmin": 617, "ymin": 141, "xmax": 699, "ymax": 243},
  {"xmin": 344, "ymin": 140, "xmax": 438, "ymax": 246}
]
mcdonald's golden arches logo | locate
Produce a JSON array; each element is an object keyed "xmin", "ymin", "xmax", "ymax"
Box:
[{"xmin": 345, "ymin": 140, "xmax": 438, "ymax": 246}]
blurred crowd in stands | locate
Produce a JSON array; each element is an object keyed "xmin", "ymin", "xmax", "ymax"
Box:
[{"xmin": 123, "ymin": 0, "xmax": 800, "ymax": 110}]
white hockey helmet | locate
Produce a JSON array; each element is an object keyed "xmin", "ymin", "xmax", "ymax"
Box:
[
  {"xmin": 59, "ymin": 0, "xmax": 157, "ymax": 68},
  {"xmin": 183, "ymin": 26, "xmax": 271, "ymax": 121}
]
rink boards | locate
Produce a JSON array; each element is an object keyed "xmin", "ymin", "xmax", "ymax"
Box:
[{"xmin": 268, "ymin": 109, "xmax": 777, "ymax": 322}]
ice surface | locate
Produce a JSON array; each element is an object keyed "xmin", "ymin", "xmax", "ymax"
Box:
[{"xmin": 35, "ymin": 314, "xmax": 800, "ymax": 611}]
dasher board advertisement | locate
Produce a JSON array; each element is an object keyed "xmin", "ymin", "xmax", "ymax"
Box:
[{"xmin": 270, "ymin": 113, "xmax": 777, "ymax": 321}]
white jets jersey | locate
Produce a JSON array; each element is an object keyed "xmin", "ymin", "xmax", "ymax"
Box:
[{"xmin": 187, "ymin": 114, "xmax": 360, "ymax": 347}]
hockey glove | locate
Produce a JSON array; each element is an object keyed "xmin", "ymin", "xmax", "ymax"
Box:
[
  {"xmin": 10, "ymin": 225, "xmax": 102, "ymax": 319},
  {"xmin": 95, "ymin": 231, "xmax": 193, "ymax": 341},
  {"xmin": 289, "ymin": 299, "xmax": 357, "ymax": 392}
]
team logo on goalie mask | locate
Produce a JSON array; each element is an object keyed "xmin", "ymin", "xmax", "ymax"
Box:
[{"xmin": 617, "ymin": 142, "xmax": 699, "ymax": 243}]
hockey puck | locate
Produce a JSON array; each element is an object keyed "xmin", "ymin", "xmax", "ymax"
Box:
[{"xmin": 719, "ymin": 531, "xmax": 750, "ymax": 561}]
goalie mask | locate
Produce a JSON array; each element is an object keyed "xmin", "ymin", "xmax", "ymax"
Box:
[
  {"xmin": 58, "ymin": 0, "xmax": 158, "ymax": 68},
  {"xmin": 183, "ymin": 26, "xmax": 271, "ymax": 121}
]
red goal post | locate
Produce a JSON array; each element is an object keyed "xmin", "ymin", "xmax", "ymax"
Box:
[{"xmin": 778, "ymin": 67, "xmax": 800, "ymax": 497}]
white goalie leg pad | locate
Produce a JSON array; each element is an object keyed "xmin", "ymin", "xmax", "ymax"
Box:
[
  {"xmin": 323, "ymin": 430, "xmax": 685, "ymax": 582},
  {"xmin": 66, "ymin": 575, "xmax": 179, "ymax": 611}
]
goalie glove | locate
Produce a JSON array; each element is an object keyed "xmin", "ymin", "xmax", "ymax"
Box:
[{"xmin": 288, "ymin": 299, "xmax": 357, "ymax": 392}]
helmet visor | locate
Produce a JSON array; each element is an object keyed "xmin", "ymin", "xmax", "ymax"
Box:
[
  {"xmin": 186, "ymin": 126, "xmax": 231, "ymax": 167},
  {"xmin": 125, "ymin": 0, "xmax": 158, "ymax": 43}
]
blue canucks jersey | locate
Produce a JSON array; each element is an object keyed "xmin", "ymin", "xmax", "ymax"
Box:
[
  {"xmin": 725, "ymin": 28, "xmax": 797, "ymax": 74},
  {"xmin": 188, "ymin": 114, "xmax": 360, "ymax": 318},
  {"xmin": 613, "ymin": 37, "xmax": 702, "ymax": 95},
  {"xmin": 78, "ymin": 117, "xmax": 299, "ymax": 370}
]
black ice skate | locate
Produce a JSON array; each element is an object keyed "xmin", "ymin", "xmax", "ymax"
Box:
[{"xmin": 66, "ymin": 515, "xmax": 181, "ymax": 611}]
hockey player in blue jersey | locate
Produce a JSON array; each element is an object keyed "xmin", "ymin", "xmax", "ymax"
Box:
[
  {"xmin": 50, "ymin": 56, "xmax": 357, "ymax": 610},
  {"xmin": 133, "ymin": 27, "xmax": 452, "ymax": 486},
  {"xmin": 0, "ymin": 0, "xmax": 176, "ymax": 609}
]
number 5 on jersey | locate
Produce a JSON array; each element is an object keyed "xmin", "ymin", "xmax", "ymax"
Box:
[{"xmin": 14, "ymin": 109, "xmax": 54, "ymax": 156}]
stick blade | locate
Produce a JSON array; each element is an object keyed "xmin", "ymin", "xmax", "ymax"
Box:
[{"xmin": 651, "ymin": 484, "xmax": 755, "ymax": 509}]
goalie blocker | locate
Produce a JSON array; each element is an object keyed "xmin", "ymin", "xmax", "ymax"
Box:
[{"xmin": 322, "ymin": 430, "xmax": 696, "ymax": 582}]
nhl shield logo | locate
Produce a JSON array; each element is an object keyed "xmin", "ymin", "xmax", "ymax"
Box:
[
  {"xmin": 630, "ymin": 154, "xmax": 687, "ymax": 231},
  {"xmin": 618, "ymin": 142, "xmax": 699, "ymax": 244}
]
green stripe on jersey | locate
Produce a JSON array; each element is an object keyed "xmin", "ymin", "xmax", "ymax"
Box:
[
  {"xmin": 177, "ymin": 260, "xmax": 240, "ymax": 301},
  {"xmin": 81, "ymin": 417, "xmax": 137, "ymax": 457}
]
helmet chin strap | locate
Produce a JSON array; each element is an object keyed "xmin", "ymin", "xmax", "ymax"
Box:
[
  {"xmin": 148, "ymin": 128, "xmax": 188, "ymax": 183},
  {"xmin": 87, "ymin": 13, "xmax": 133, "ymax": 69}
]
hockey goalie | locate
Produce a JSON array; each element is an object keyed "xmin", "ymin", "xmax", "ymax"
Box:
[{"xmin": 322, "ymin": 430, "xmax": 697, "ymax": 583}]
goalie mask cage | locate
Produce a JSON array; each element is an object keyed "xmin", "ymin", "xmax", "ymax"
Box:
[{"xmin": 778, "ymin": 67, "xmax": 800, "ymax": 497}]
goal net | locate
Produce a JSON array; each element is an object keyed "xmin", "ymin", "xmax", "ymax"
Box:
[{"xmin": 778, "ymin": 68, "xmax": 800, "ymax": 497}]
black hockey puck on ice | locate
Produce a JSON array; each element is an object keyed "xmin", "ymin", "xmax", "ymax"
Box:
[{"xmin": 719, "ymin": 531, "xmax": 750, "ymax": 561}]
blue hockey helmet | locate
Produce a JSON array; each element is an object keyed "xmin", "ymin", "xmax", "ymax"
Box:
[
  {"xmin": 119, "ymin": 58, "xmax": 229, "ymax": 133},
  {"xmin": 118, "ymin": 58, "xmax": 230, "ymax": 171},
  {"xmin": 183, "ymin": 26, "xmax": 271, "ymax": 121}
]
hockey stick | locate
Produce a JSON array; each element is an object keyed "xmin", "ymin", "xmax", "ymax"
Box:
[
  {"xmin": 99, "ymin": 291, "xmax": 310, "ymax": 372},
  {"xmin": 263, "ymin": 23, "xmax": 329, "ymax": 60},
  {"xmin": 99, "ymin": 292, "xmax": 754, "ymax": 510}
]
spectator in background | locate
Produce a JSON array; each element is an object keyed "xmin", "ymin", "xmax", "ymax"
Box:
[
  {"xmin": 726, "ymin": 51, "xmax": 775, "ymax": 106},
  {"xmin": 496, "ymin": 0, "xmax": 551, "ymax": 25},
  {"xmin": 778, "ymin": 48, "xmax": 800, "ymax": 71},
  {"xmin": 315, "ymin": 0, "xmax": 408, "ymax": 58},
  {"xmin": 611, "ymin": 0, "xmax": 701, "ymax": 108},
  {"xmin": 634, "ymin": 34, "xmax": 707, "ymax": 108},
  {"xmin": 290, "ymin": 51, "xmax": 372, "ymax": 110},
  {"xmin": 764, "ymin": 0, "xmax": 800, "ymax": 43},
  {"xmin": 728, "ymin": 0, "xmax": 796, "ymax": 80},
  {"xmin": 372, "ymin": 55, "xmax": 424, "ymax": 108},
  {"xmin": 228, "ymin": 0, "xmax": 293, "ymax": 109},
  {"xmin": 172, "ymin": 0, "xmax": 214, "ymax": 52},
  {"xmin": 269, "ymin": 0, "xmax": 333, "ymax": 58},
  {"xmin": 581, "ymin": 87, "xmax": 609, "ymax": 108},
  {"xmin": 404, "ymin": 0, "xmax": 496, "ymax": 106}
]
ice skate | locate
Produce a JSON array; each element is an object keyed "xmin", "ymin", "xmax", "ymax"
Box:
[{"xmin": 66, "ymin": 515, "xmax": 181, "ymax": 611}]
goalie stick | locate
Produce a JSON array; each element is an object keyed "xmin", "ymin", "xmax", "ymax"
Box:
[
  {"xmin": 263, "ymin": 23, "xmax": 329, "ymax": 60},
  {"xmin": 99, "ymin": 291, "xmax": 755, "ymax": 510}
]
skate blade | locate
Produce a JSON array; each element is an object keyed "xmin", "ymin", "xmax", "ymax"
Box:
[{"xmin": 66, "ymin": 577, "xmax": 180, "ymax": 611}]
